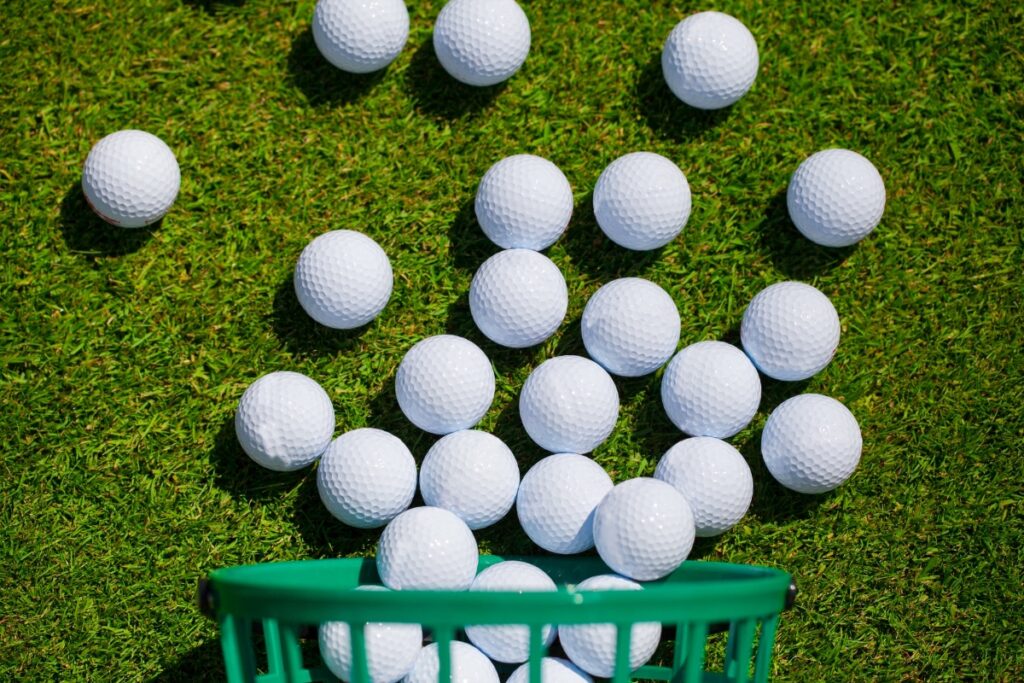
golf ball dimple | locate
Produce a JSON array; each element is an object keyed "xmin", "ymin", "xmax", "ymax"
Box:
[
  {"xmin": 312, "ymin": 0, "xmax": 410, "ymax": 74},
  {"xmin": 235, "ymin": 371, "xmax": 335, "ymax": 472},
  {"xmin": 740, "ymin": 281, "xmax": 841, "ymax": 381},
  {"xmin": 761, "ymin": 394, "xmax": 862, "ymax": 494},
  {"xmin": 661, "ymin": 341, "xmax": 762, "ymax": 438},
  {"xmin": 655, "ymin": 437, "xmax": 753, "ymax": 537},
  {"xmin": 294, "ymin": 230, "xmax": 393, "ymax": 330},
  {"xmin": 469, "ymin": 249, "xmax": 568, "ymax": 348},
  {"xmin": 376, "ymin": 507, "xmax": 479, "ymax": 590},
  {"xmin": 581, "ymin": 277, "xmax": 681, "ymax": 377},
  {"xmin": 661, "ymin": 11, "xmax": 759, "ymax": 110},
  {"xmin": 403, "ymin": 642, "xmax": 500, "ymax": 683},
  {"xmin": 81, "ymin": 130, "xmax": 180, "ymax": 228},
  {"xmin": 433, "ymin": 0, "xmax": 531, "ymax": 87},
  {"xmin": 395, "ymin": 335, "xmax": 495, "ymax": 435},
  {"xmin": 593, "ymin": 152, "xmax": 691, "ymax": 251},
  {"xmin": 418, "ymin": 430, "xmax": 520, "ymax": 530},
  {"xmin": 475, "ymin": 154, "xmax": 573, "ymax": 250},
  {"xmin": 519, "ymin": 356, "xmax": 620, "ymax": 453},
  {"xmin": 317, "ymin": 428, "xmax": 417, "ymax": 529},
  {"xmin": 465, "ymin": 561, "xmax": 557, "ymax": 663},
  {"xmin": 787, "ymin": 149, "xmax": 886, "ymax": 247},
  {"xmin": 507, "ymin": 658, "xmax": 594, "ymax": 683}
]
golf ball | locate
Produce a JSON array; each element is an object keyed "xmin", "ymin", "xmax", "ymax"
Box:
[
  {"xmin": 317, "ymin": 428, "xmax": 416, "ymax": 529},
  {"xmin": 404, "ymin": 642, "xmax": 499, "ymax": 683},
  {"xmin": 787, "ymin": 149, "xmax": 886, "ymax": 247},
  {"xmin": 395, "ymin": 335, "xmax": 495, "ymax": 435},
  {"xmin": 81, "ymin": 130, "xmax": 180, "ymax": 228},
  {"xmin": 377, "ymin": 506, "xmax": 479, "ymax": 590},
  {"xmin": 593, "ymin": 152, "xmax": 691, "ymax": 251},
  {"xmin": 465, "ymin": 561, "xmax": 557, "ymax": 663},
  {"xmin": 740, "ymin": 281, "xmax": 841, "ymax": 381},
  {"xmin": 319, "ymin": 587, "xmax": 422, "ymax": 683},
  {"xmin": 294, "ymin": 230, "xmax": 393, "ymax": 330},
  {"xmin": 592, "ymin": 478, "xmax": 695, "ymax": 581},
  {"xmin": 469, "ymin": 249, "xmax": 568, "ymax": 348},
  {"xmin": 475, "ymin": 154, "xmax": 573, "ymax": 250},
  {"xmin": 761, "ymin": 394, "xmax": 862, "ymax": 494},
  {"xmin": 312, "ymin": 0, "xmax": 410, "ymax": 74},
  {"xmin": 419, "ymin": 430, "xmax": 520, "ymax": 530},
  {"xmin": 433, "ymin": 0, "xmax": 531, "ymax": 87},
  {"xmin": 516, "ymin": 453, "xmax": 613, "ymax": 554},
  {"xmin": 581, "ymin": 277, "xmax": 681, "ymax": 377},
  {"xmin": 655, "ymin": 437, "xmax": 753, "ymax": 537},
  {"xmin": 661, "ymin": 341, "xmax": 761, "ymax": 438},
  {"xmin": 235, "ymin": 371, "xmax": 334, "ymax": 471},
  {"xmin": 559, "ymin": 575, "xmax": 661, "ymax": 678},
  {"xmin": 661, "ymin": 11, "xmax": 759, "ymax": 110},
  {"xmin": 507, "ymin": 658, "xmax": 593, "ymax": 683},
  {"xmin": 519, "ymin": 356, "xmax": 620, "ymax": 453}
]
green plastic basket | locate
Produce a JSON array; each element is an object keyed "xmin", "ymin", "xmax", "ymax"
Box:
[{"xmin": 199, "ymin": 555, "xmax": 795, "ymax": 683}]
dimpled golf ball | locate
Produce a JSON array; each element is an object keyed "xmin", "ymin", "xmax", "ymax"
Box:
[
  {"xmin": 661, "ymin": 341, "xmax": 761, "ymax": 438},
  {"xmin": 507, "ymin": 658, "xmax": 594, "ymax": 683},
  {"xmin": 761, "ymin": 394, "xmax": 862, "ymax": 494},
  {"xmin": 319, "ymin": 587, "xmax": 422, "ymax": 683},
  {"xmin": 419, "ymin": 430, "xmax": 520, "ymax": 530},
  {"xmin": 317, "ymin": 428, "xmax": 416, "ymax": 529},
  {"xmin": 593, "ymin": 152, "xmax": 691, "ymax": 251},
  {"xmin": 559, "ymin": 575, "xmax": 661, "ymax": 678},
  {"xmin": 581, "ymin": 278, "xmax": 681, "ymax": 377},
  {"xmin": 235, "ymin": 371, "xmax": 334, "ymax": 471},
  {"xmin": 312, "ymin": 0, "xmax": 409, "ymax": 74},
  {"xmin": 81, "ymin": 130, "xmax": 180, "ymax": 228},
  {"xmin": 469, "ymin": 249, "xmax": 568, "ymax": 348},
  {"xmin": 465, "ymin": 561, "xmax": 557, "ymax": 663},
  {"xmin": 519, "ymin": 356, "xmax": 620, "ymax": 453},
  {"xmin": 404, "ymin": 642, "xmax": 499, "ymax": 683},
  {"xmin": 592, "ymin": 478, "xmax": 695, "ymax": 581},
  {"xmin": 787, "ymin": 149, "xmax": 886, "ymax": 247},
  {"xmin": 655, "ymin": 437, "xmax": 753, "ymax": 537},
  {"xmin": 395, "ymin": 335, "xmax": 495, "ymax": 435},
  {"xmin": 516, "ymin": 453, "xmax": 614, "ymax": 554},
  {"xmin": 740, "ymin": 281, "xmax": 841, "ymax": 381},
  {"xmin": 433, "ymin": 0, "xmax": 531, "ymax": 87},
  {"xmin": 294, "ymin": 230, "xmax": 393, "ymax": 330},
  {"xmin": 475, "ymin": 154, "xmax": 573, "ymax": 250},
  {"xmin": 661, "ymin": 11, "xmax": 759, "ymax": 110},
  {"xmin": 376, "ymin": 506, "xmax": 479, "ymax": 590}
]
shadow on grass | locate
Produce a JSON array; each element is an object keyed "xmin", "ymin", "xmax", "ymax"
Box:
[
  {"xmin": 291, "ymin": 472, "xmax": 385, "ymax": 559},
  {"xmin": 148, "ymin": 638, "xmax": 224, "ymax": 683},
  {"xmin": 208, "ymin": 416, "xmax": 311, "ymax": 503},
  {"xmin": 444, "ymin": 291, "xmax": 539, "ymax": 377},
  {"xmin": 757, "ymin": 189, "xmax": 855, "ymax": 280},
  {"xmin": 446, "ymin": 196, "xmax": 496, "ymax": 272},
  {"xmin": 405, "ymin": 36, "xmax": 507, "ymax": 119},
  {"xmin": 559, "ymin": 191, "xmax": 666, "ymax": 281},
  {"xmin": 287, "ymin": 28, "xmax": 388, "ymax": 107},
  {"xmin": 180, "ymin": 0, "xmax": 244, "ymax": 14},
  {"xmin": 270, "ymin": 276, "xmax": 373, "ymax": 358},
  {"xmin": 635, "ymin": 54, "xmax": 731, "ymax": 142},
  {"xmin": 58, "ymin": 183, "xmax": 156, "ymax": 258}
]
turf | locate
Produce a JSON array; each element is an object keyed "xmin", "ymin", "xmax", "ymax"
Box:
[{"xmin": 1, "ymin": 0, "xmax": 1022, "ymax": 680}]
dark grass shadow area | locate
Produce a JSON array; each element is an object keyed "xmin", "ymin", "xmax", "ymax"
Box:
[
  {"xmin": 148, "ymin": 638, "xmax": 223, "ymax": 682},
  {"xmin": 757, "ymin": 189, "xmax": 855, "ymax": 280},
  {"xmin": 446, "ymin": 196, "xmax": 497, "ymax": 272},
  {"xmin": 365, "ymin": 372, "xmax": 441, "ymax": 458},
  {"xmin": 291, "ymin": 472, "xmax": 387, "ymax": 558},
  {"xmin": 287, "ymin": 28, "xmax": 388, "ymax": 107},
  {"xmin": 560, "ymin": 192, "xmax": 666, "ymax": 281},
  {"xmin": 270, "ymin": 276, "xmax": 373, "ymax": 357},
  {"xmin": 741, "ymin": 428, "xmax": 831, "ymax": 523},
  {"xmin": 635, "ymin": 54, "xmax": 731, "ymax": 143},
  {"xmin": 405, "ymin": 37, "xmax": 507, "ymax": 119},
  {"xmin": 444, "ymin": 292, "xmax": 539, "ymax": 376},
  {"xmin": 180, "ymin": 0, "xmax": 244, "ymax": 14},
  {"xmin": 208, "ymin": 415, "xmax": 311, "ymax": 503},
  {"xmin": 58, "ymin": 183, "xmax": 156, "ymax": 257}
]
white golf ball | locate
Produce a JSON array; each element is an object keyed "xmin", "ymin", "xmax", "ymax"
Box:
[
  {"xmin": 81, "ymin": 130, "xmax": 180, "ymax": 228},
  {"xmin": 661, "ymin": 341, "xmax": 761, "ymax": 438},
  {"xmin": 761, "ymin": 394, "xmax": 862, "ymax": 494},
  {"xmin": 559, "ymin": 575, "xmax": 661, "ymax": 678},
  {"xmin": 294, "ymin": 230, "xmax": 393, "ymax": 330},
  {"xmin": 581, "ymin": 278, "xmax": 681, "ymax": 377},
  {"xmin": 403, "ymin": 642, "xmax": 499, "ymax": 683},
  {"xmin": 419, "ymin": 430, "xmax": 520, "ymax": 530},
  {"xmin": 655, "ymin": 437, "xmax": 753, "ymax": 537},
  {"xmin": 661, "ymin": 11, "xmax": 759, "ymax": 110},
  {"xmin": 395, "ymin": 335, "xmax": 495, "ymax": 435},
  {"xmin": 432, "ymin": 0, "xmax": 531, "ymax": 87},
  {"xmin": 317, "ymin": 428, "xmax": 416, "ymax": 529},
  {"xmin": 740, "ymin": 281, "xmax": 841, "ymax": 381},
  {"xmin": 507, "ymin": 658, "xmax": 594, "ymax": 683},
  {"xmin": 234, "ymin": 371, "xmax": 334, "ymax": 471},
  {"xmin": 377, "ymin": 507, "xmax": 479, "ymax": 590},
  {"xmin": 593, "ymin": 152, "xmax": 691, "ymax": 251},
  {"xmin": 469, "ymin": 249, "xmax": 568, "ymax": 348},
  {"xmin": 312, "ymin": 0, "xmax": 409, "ymax": 74},
  {"xmin": 465, "ymin": 561, "xmax": 557, "ymax": 663},
  {"xmin": 475, "ymin": 154, "xmax": 573, "ymax": 250},
  {"xmin": 592, "ymin": 478, "xmax": 695, "ymax": 581},
  {"xmin": 319, "ymin": 587, "xmax": 422, "ymax": 683},
  {"xmin": 519, "ymin": 356, "xmax": 620, "ymax": 453},
  {"xmin": 516, "ymin": 453, "xmax": 613, "ymax": 554},
  {"xmin": 787, "ymin": 149, "xmax": 886, "ymax": 247}
]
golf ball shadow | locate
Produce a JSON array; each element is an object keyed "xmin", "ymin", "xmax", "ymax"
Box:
[
  {"xmin": 287, "ymin": 28, "xmax": 389, "ymax": 107},
  {"xmin": 405, "ymin": 36, "xmax": 509, "ymax": 120},
  {"xmin": 634, "ymin": 53, "xmax": 732, "ymax": 143},
  {"xmin": 756, "ymin": 188, "xmax": 856, "ymax": 279},
  {"xmin": 58, "ymin": 182, "xmax": 156, "ymax": 258},
  {"xmin": 269, "ymin": 275, "xmax": 375, "ymax": 357}
]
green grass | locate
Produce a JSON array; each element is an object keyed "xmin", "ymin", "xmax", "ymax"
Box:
[{"xmin": 2, "ymin": 0, "xmax": 1022, "ymax": 680}]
